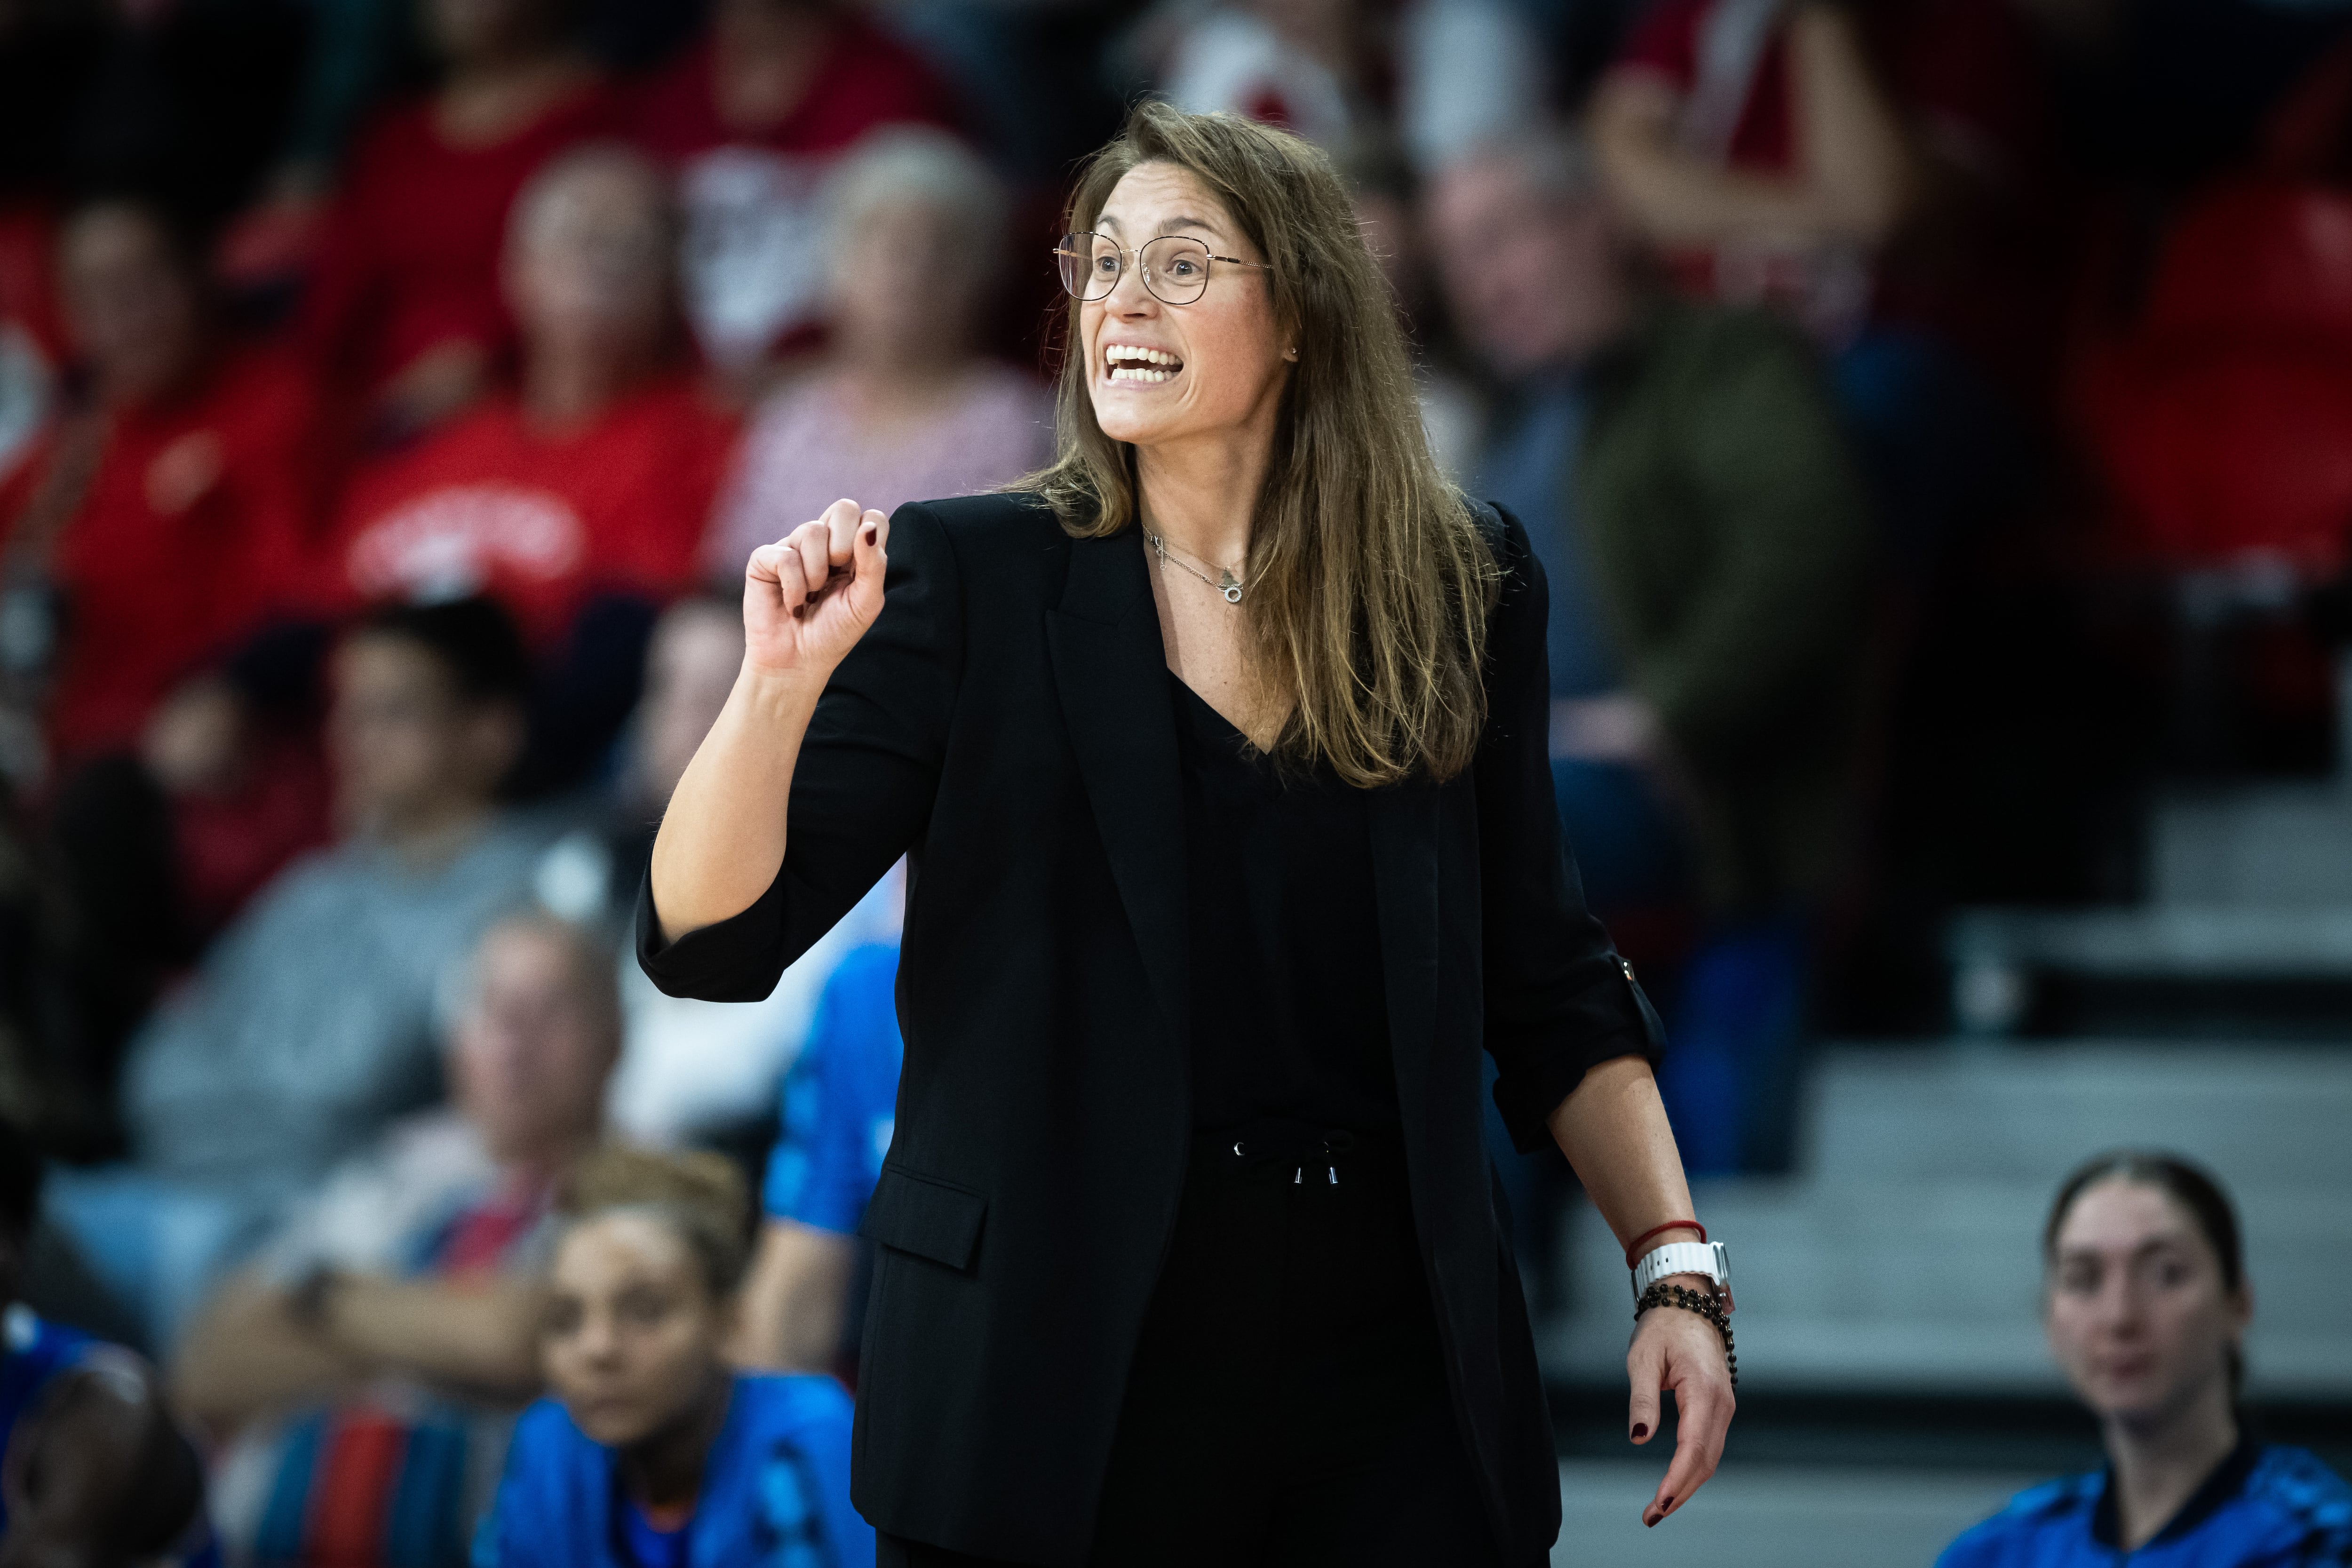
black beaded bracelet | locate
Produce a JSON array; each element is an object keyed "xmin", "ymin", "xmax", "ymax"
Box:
[{"xmin": 1635, "ymin": 1281, "xmax": 1739, "ymax": 1387}]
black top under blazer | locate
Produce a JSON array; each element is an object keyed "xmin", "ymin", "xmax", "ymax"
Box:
[{"xmin": 637, "ymin": 491, "xmax": 1665, "ymax": 1567}]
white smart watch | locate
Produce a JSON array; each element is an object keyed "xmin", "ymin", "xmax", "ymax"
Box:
[{"xmin": 1631, "ymin": 1240, "xmax": 1733, "ymax": 1309}]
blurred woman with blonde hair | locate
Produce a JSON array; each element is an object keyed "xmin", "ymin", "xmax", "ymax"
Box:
[
  {"xmin": 702, "ymin": 127, "xmax": 1052, "ymax": 576},
  {"xmin": 477, "ymin": 1146, "xmax": 869, "ymax": 1568}
]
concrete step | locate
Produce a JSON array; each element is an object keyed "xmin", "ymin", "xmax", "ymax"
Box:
[
  {"xmin": 1554, "ymin": 1462, "xmax": 2039, "ymax": 1568},
  {"xmin": 1541, "ymin": 1042, "xmax": 2352, "ymax": 1398},
  {"xmin": 1799, "ymin": 1042, "xmax": 2352, "ymax": 1186},
  {"xmin": 1949, "ymin": 907, "xmax": 2352, "ymax": 1035},
  {"xmin": 1546, "ymin": 1181, "xmax": 2351, "ymax": 1396},
  {"xmin": 2153, "ymin": 783, "xmax": 2352, "ymax": 907}
]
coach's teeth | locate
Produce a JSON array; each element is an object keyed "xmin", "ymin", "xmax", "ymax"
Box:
[{"xmin": 1105, "ymin": 348, "xmax": 1180, "ymax": 382}]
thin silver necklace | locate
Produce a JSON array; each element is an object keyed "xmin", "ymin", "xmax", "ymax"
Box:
[{"xmin": 1145, "ymin": 529, "xmax": 1248, "ymax": 604}]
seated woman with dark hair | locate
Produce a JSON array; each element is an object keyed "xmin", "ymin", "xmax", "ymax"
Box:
[
  {"xmin": 477, "ymin": 1146, "xmax": 868, "ymax": 1568},
  {"xmin": 1940, "ymin": 1153, "xmax": 2352, "ymax": 1566}
]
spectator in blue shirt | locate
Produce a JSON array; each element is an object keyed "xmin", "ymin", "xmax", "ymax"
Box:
[
  {"xmin": 1941, "ymin": 1152, "xmax": 2352, "ymax": 1567},
  {"xmin": 476, "ymin": 1145, "xmax": 868, "ymax": 1568},
  {"xmin": 732, "ymin": 944, "xmax": 901, "ymax": 1376},
  {"xmin": 1, "ymin": 1124, "xmax": 218, "ymax": 1567}
]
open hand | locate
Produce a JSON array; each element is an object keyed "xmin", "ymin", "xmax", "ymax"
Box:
[
  {"xmin": 1626, "ymin": 1286, "xmax": 1735, "ymax": 1528},
  {"xmin": 743, "ymin": 498, "xmax": 890, "ymax": 680}
]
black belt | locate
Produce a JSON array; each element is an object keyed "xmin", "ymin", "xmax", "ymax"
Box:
[{"xmin": 1199, "ymin": 1119, "xmax": 1395, "ymax": 1187}]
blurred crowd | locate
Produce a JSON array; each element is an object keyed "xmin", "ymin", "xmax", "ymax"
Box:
[{"xmin": 0, "ymin": 0, "xmax": 2349, "ymax": 1560}]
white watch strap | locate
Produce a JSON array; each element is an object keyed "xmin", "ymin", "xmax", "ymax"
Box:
[{"xmin": 1631, "ymin": 1240, "xmax": 1732, "ymax": 1305}]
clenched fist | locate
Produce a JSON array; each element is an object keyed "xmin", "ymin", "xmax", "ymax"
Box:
[{"xmin": 743, "ymin": 498, "xmax": 890, "ymax": 680}]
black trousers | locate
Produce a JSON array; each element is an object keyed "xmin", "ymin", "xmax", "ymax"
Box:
[{"xmin": 879, "ymin": 1125, "xmax": 1513, "ymax": 1568}]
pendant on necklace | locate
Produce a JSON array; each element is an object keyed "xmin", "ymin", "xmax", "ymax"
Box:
[{"xmin": 1219, "ymin": 571, "xmax": 1242, "ymax": 604}]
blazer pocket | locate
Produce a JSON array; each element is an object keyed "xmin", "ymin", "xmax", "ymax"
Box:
[{"xmin": 859, "ymin": 1165, "xmax": 988, "ymax": 1272}]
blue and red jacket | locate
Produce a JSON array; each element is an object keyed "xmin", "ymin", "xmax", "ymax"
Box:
[
  {"xmin": 1, "ymin": 1301, "xmax": 95, "ymax": 1543},
  {"xmin": 1, "ymin": 1302, "xmax": 221, "ymax": 1566}
]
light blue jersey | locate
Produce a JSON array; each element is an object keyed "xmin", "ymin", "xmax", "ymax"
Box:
[
  {"xmin": 476, "ymin": 1374, "xmax": 868, "ymax": 1568},
  {"xmin": 761, "ymin": 945, "xmax": 902, "ymax": 1237}
]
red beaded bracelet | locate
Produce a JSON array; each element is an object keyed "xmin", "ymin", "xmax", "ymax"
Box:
[{"xmin": 1623, "ymin": 1220, "xmax": 1706, "ymax": 1268}]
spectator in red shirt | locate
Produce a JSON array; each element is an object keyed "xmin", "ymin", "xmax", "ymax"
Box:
[
  {"xmin": 0, "ymin": 205, "xmax": 65, "ymax": 503},
  {"xmin": 1590, "ymin": 0, "xmax": 2053, "ymax": 567},
  {"xmin": 622, "ymin": 0, "xmax": 956, "ymax": 381},
  {"xmin": 302, "ymin": 0, "xmax": 618, "ymax": 445},
  {"xmin": 1591, "ymin": 0, "xmax": 1928, "ymax": 343},
  {"xmin": 3, "ymin": 202, "xmax": 319, "ymax": 768},
  {"xmin": 2, "ymin": 205, "xmax": 334, "ymax": 1151},
  {"xmin": 1589, "ymin": 0, "xmax": 2061, "ymax": 362},
  {"xmin": 316, "ymin": 145, "xmax": 738, "ymax": 651}
]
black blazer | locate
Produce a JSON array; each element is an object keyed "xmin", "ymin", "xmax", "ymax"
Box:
[{"xmin": 638, "ymin": 491, "xmax": 1663, "ymax": 1566}]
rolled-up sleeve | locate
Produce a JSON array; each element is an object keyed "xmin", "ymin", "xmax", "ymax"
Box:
[
  {"xmin": 1474, "ymin": 504, "xmax": 1668, "ymax": 1150},
  {"xmin": 637, "ymin": 501, "xmax": 964, "ymax": 1002}
]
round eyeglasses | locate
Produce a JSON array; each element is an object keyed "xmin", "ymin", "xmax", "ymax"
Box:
[{"xmin": 1055, "ymin": 232, "xmax": 1271, "ymax": 306}]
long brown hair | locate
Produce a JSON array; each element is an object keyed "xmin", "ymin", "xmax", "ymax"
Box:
[{"xmin": 1021, "ymin": 102, "xmax": 1498, "ymax": 787}]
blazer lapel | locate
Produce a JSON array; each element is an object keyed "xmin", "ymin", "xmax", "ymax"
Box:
[
  {"xmin": 1368, "ymin": 780, "xmax": 1441, "ymax": 1133},
  {"xmin": 1045, "ymin": 529, "xmax": 1192, "ymax": 1056}
]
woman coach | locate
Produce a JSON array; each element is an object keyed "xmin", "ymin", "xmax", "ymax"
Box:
[{"xmin": 641, "ymin": 103, "xmax": 1736, "ymax": 1566}]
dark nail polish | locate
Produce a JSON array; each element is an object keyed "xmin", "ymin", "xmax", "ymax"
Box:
[
  {"xmin": 1631, "ymin": 1424, "xmax": 1648, "ymax": 1441},
  {"xmin": 862, "ymin": 525, "xmax": 878, "ymax": 544},
  {"xmin": 1661, "ymin": 1496, "xmax": 1675, "ymax": 1511}
]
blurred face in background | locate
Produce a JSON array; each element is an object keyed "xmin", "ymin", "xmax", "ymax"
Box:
[
  {"xmin": 2045, "ymin": 1179, "xmax": 2251, "ymax": 1429},
  {"xmin": 450, "ymin": 921, "xmax": 617, "ymax": 1168},
  {"xmin": 829, "ymin": 194, "xmax": 972, "ymax": 374},
  {"xmin": 327, "ymin": 634, "xmax": 521, "ymax": 839},
  {"xmin": 507, "ymin": 154, "xmax": 675, "ymax": 373},
  {"xmin": 427, "ymin": 0, "xmax": 561, "ymax": 64},
  {"xmin": 1248, "ymin": 0, "xmax": 1356, "ymax": 60},
  {"xmin": 544, "ymin": 1214, "xmax": 731, "ymax": 1449},
  {"xmin": 1427, "ymin": 153, "xmax": 1631, "ymax": 379},
  {"xmin": 59, "ymin": 205, "xmax": 203, "ymax": 406},
  {"xmin": 1080, "ymin": 161, "xmax": 1289, "ymax": 453},
  {"xmin": 636, "ymin": 601, "xmax": 743, "ymax": 808},
  {"xmin": 708, "ymin": 0, "xmax": 830, "ymax": 133},
  {"xmin": 714, "ymin": 0, "xmax": 824, "ymax": 53}
]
